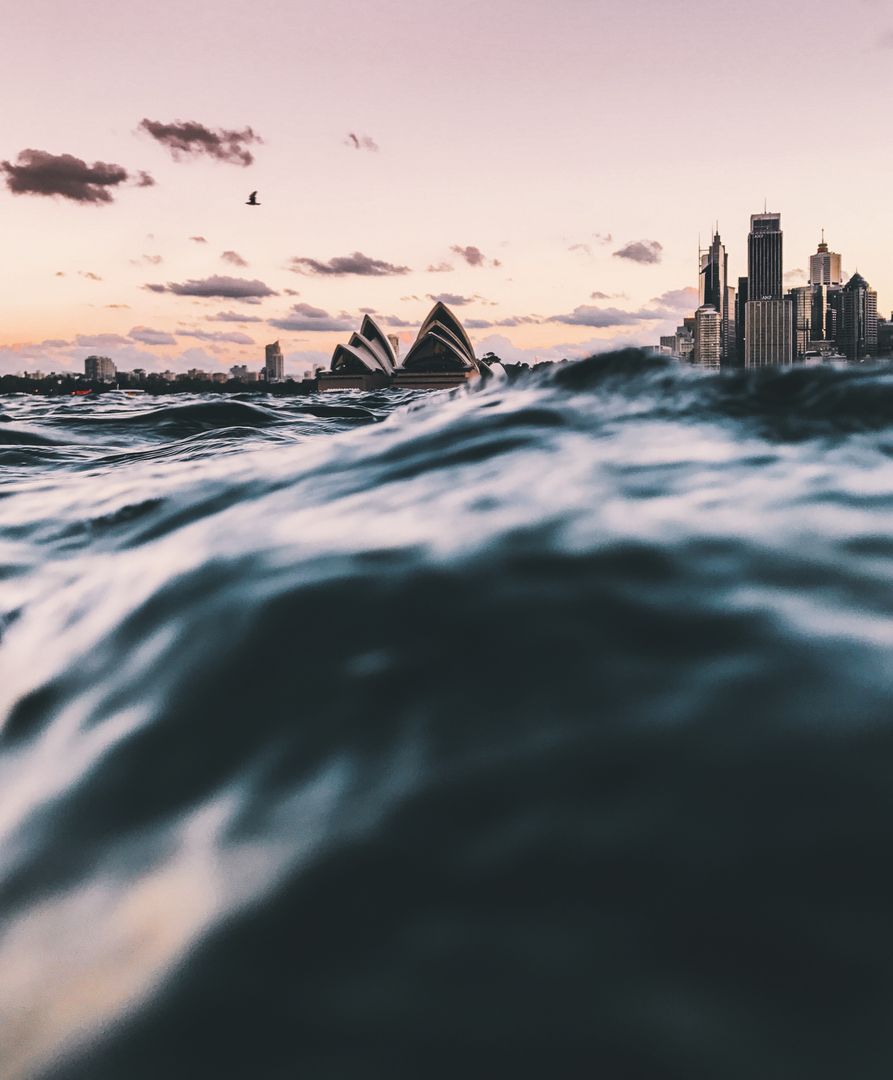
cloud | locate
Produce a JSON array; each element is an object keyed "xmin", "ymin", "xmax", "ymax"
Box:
[
  {"xmin": 590, "ymin": 291, "xmax": 611, "ymax": 300},
  {"xmin": 135, "ymin": 171, "xmax": 156, "ymax": 187},
  {"xmin": 651, "ymin": 286, "xmax": 698, "ymax": 311},
  {"xmin": 269, "ymin": 303, "xmax": 354, "ymax": 332},
  {"xmin": 138, "ymin": 118, "xmax": 263, "ymax": 166},
  {"xmin": 495, "ymin": 315, "xmax": 542, "ymax": 327},
  {"xmin": 465, "ymin": 319, "xmax": 494, "ymax": 329},
  {"xmin": 426, "ymin": 262, "xmax": 454, "ymax": 273},
  {"xmin": 569, "ymin": 243, "xmax": 592, "ymax": 256},
  {"xmin": 283, "ymin": 288, "xmax": 300, "ymax": 296},
  {"xmin": 222, "ymin": 250, "xmax": 248, "ymax": 267},
  {"xmin": 549, "ymin": 305, "xmax": 666, "ymax": 328},
  {"xmin": 177, "ymin": 328, "xmax": 255, "ymax": 345},
  {"xmin": 129, "ymin": 326, "xmax": 177, "ymax": 345},
  {"xmin": 1, "ymin": 149, "xmax": 139, "ymax": 204},
  {"xmin": 130, "ymin": 254, "xmax": 163, "ymax": 266},
  {"xmin": 145, "ymin": 275, "xmax": 278, "ymax": 300},
  {"xmin": 190, "ymin": 236, "xmax": 207, "ymax": 243},
  {"xmin": 79, "ymin": 271, "xmax": 103, "ymax": 281},
  {"xmin": 613, "ymin": 240, "xmax": 663, "ymax": 264},
  {"xmin": 344, "ymin": 132, "xmax": 379, "ymax": 151},
  {"xmin": 55, "ymin": 271, "xmax": 66, "ymax": 277},
  {"xmin": 594, "ymin": 232, "xmax": 613, "ymax": 245},
  {"xmin": 784, "ymin": 268, "xmax": 807, "ymax": 284},
  {"xmin": 426, "ymin": 292, "xmax": 478, "ymax": 307},
  {"xmin": 74, "ymin": 333, "xmax": 132, "ymax": 347},
  {"xmin": 450, "ymin": 245, "xmax": 499, "ymax": 268},
  {"xmin": 378, "ymin": 315, "xmax": 416, "ymax": 328},
  {"xmin": 209, "ymin": 310, "xmax": 263, "ymax": 323},
  {"xmin": 288, "ymin": 252, "xmax": 411, "ymax": 276}
]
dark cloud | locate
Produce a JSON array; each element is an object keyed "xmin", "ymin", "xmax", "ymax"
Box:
[
  {"xmin": 129, "ymin": 326, "xmax": 177, "ymax": 345},
  {"xmin": 177, "ymin": 328, "xmax": 255, "ymax": 345},
  {"xmin": 138, "ymin": 119, "xmax": 263, "ymax": 166},
  {"xmin": 345, "ymin": 133, "xmax": 379, "ymax": 152},
  {"xmin": 426, "ymin": 262, "xmax": 454, "ymax": 273},
  {"xmin": 450, "ymin": 245, "xmax": 500, "ymax": 268},
  {"xmin": 288, "ymin": 252, "xmax": 411, "ymax": 276},
  {"xmin": 549, "ymin": 305, "xmax": 666, "ymax": 328},
  {"xmin": 613, "ymin": 240, "xmax": 663, "ymax": 264},
  {"xmin": 222, "ymin": 250, "xmax": 248, "ymax": 267},
  {"xmin": 190, "ymin": 236, "xmax": 207, "ymax": 243},
  {"xmin": 79, "ymin": 271, "xmax": 103, "ymax": 281},
  {"xmin": 145, "ymin": 275, "xmax": 277, "ymax": 300},
  {"xmin": 651, "ymin": 287, "xmax": 698, "ymax": 311},
  {"xmin": 1, "ymin": 149, "xmax": 136, "ymax": 204},
  {"xmin": 209, "ymin": 310, "xmax": 263, "ymax": 323},
  {"xmin": 269, "ymin": 303, "xmax": 354, "ymax": 332}
]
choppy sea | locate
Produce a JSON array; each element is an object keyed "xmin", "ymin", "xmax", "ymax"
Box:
[{"xmin": 2, "ymin": 352, "xmax": 893, "ymax": 1079}]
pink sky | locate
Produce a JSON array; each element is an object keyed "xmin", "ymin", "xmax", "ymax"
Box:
[{"xmin": 2, "ymin": 0, "xmax": 892, "ymax": 374}]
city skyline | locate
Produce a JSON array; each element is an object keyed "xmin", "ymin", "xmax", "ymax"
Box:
[{"xmin": 2, "ymin": 0, "xmax": 893, "ymax": 375}]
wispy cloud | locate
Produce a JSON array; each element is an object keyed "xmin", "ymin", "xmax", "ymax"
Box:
[
  {"xmin": 138, "ymin": 118, "xmax": 263, "ymax": 166},
  {"xmin": 549, "ymin": 305, "xmax": 666, "ymax": 328},
  {"xmin": 129, "ymin": 326, "xmax": 177, "ymax": 345},
  {"xmin": 288, "ymin": 252, "xmax": 411, "ymax": 276},
  {"xmin": 221, "ymin": 250, "xmax": 248, "ymax": 267},
  {"xmin": 189, "ymin": 235, "xmax": 207, "ymax": 243},
  {"xmin": 269, "ymin": 303, "xmax": 354, "ymax": 331},
  {"xmin": 450, "ymin": 245, "xmax": 501, "ymax": 268},
  {"xmin": 177, "ymin": 328, "xmax": 255, "ymax": 345},
  {"xmin": 208, "ymin": 310, "xmax": 263, "ymax": 323},
  {"xmin": 344, "ymin": 132, "xmax": 379, "ymax": 151},
  {"xmin": 426, "ymin": 262, "xmax": 454, "ymax": 273}
]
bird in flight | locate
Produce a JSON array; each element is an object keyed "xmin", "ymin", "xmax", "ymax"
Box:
[{"xmin": 246, "ymin": 191, "xmax": 260, "ymax": 206}]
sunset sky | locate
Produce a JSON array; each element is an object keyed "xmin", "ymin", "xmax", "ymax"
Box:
[{"xmin": 2, "ymin": 0, "xmax": 892, "ymax": 375}]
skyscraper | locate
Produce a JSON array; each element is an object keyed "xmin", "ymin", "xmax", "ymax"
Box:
[
  {"xmin": 694, "ymin": 305, "xmax": 721, "ymax": 367},
  {"xmin": 833, "ymin": 273, "xmax": 878, "ymax": 360},
  {"xmin": 735, "ymin": 276, "xmax": 749, "ymax": 362},
  {"xmin": 84, "ymin": 355, "xmax": 116, "ymax": 381},
  {"xmin": 747, "ymin": 212, "xmax": 783, "ymax": 300},
  {"xmin": 699, "ymin": 230, "xmax": 730, "ymax": 360},
  {"xmin": 809, "ymin": 232, "xmax": 842, "ymax": 287},
  {"xmin": 264, "ymin": 341, "xmax": 284, "ymax": 382}
]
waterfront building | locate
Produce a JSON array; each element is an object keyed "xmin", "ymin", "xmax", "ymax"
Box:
[
  {"xmin": 744, "ymin": 299, "xmax": 793, "ymax": 365},
  {"xmin": 84, "ymin": 355, "xmax": 116, "ymax": 381},
  {"xmin": 694, "ymin": 305, "xmax": 721, "ymax": 366},
  {"xmin": 394, "ymin": 301, "xmax": 480, "ymax": 388},
  {"xmin": 832, "ymin": 272, "xmax": 878, "ymax": 360},
  {"xmin": 809, "ymin": 232, "xmax": 842, "ymax": 287},
  {"xmin": 748, "ymin": 212, "xmax": 783, "ymax": 301},
  {"xmin": 877, "ymin": 314, "xmax": 893, "ymax": 357},
  {"xmin": 321, "ymin": 314, "xmax": 398, "ymax": 390},
  {"xmin": 787, "ymin": 285, "xmax": 814, "ymax": 358},
  {"xmin": 230, "ymin": 364, "xmax": 250, "ymax": 380},
  {"xmin": 264, "ymin": 341, "xmax": 284, "ymax": 382}
]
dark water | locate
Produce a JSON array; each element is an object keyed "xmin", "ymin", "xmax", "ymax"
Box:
[{"xmin": 2, "ymin": 353, "xmax": 893, "ymax": 1079}]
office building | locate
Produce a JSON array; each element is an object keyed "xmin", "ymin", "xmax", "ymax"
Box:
[
  {"xmin": 735, "ymin": 277, "xmax": 749, "ymax": 362},
  {"xmin": 84, "ymin": 355, "xmax": 116, "ymax": 381},
  {"xmin": 744, "ymin": 299, "xmax": 793, "ymax": 365},
  {"xmin": 787, "ymin": 285, "xmax": 814, "ymax": 358},
  {"xmin": 748, "ymin": 212, "xmax": 783, "ymax": 300},
  {"xmin": 699, "ymin": 231, "xmax": 731, "ymax": 359},
  {"xmin": 809, "ymin": 232, "xmax": 842, "ymax": 287},
  {"xmin": 264, "ymin": 341, "xmax": 284, "ymax": 382},
  {"xmin": 694, "ymin": 305, "xmax": 722, "ymax": 366},
  {"xmin": 833, "ymin": 273, "xmax": 878, "ymax": 360}
]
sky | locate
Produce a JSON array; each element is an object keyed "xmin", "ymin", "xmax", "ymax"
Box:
[{"xmin": 2, "ymin": 0, "xmax": 892, "ymax": 375}]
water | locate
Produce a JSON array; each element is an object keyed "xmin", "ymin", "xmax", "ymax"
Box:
[{"xmin": 2, "ymin": 353, "xmax": 893, "ymax": 1078}]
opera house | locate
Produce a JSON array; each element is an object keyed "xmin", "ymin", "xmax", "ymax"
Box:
[{"xmin": 319, "ymin": 301, "xmax": 486, "ymax": 391}]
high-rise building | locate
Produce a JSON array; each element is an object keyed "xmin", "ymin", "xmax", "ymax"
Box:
[
  {"xmin": 833, "ymin": 272, "xmax": 878, "ymax": 360},
  {"xmin": 264, "ymin": 341, "xmax": 284, "ymax": 381},
  {"xmin": 699, "ymin": 231, "xmax": 730, "ymax": 359},
  {"xmin": 809, "ymin": 232, "xmax": 842, "ymax": 287},
  {"xmin": 694, "ymin": 305, "xmax": 722, "ymax": 366},
  {"xmin": 84, "ymin": 355, "xmax": 116, "ymax": 381},
  {"xmin": 748, "ymin": 212, "xmax": 783, "ymax": 300},
  {"xmin": 735, "ymin": 276, "xmax": 749, "ymax": 362},
  {"xmin": 787, "ymin": 285, "xmax": 815, "ymax": 358},
  {"xmin": 744, "ymin": 300, "xmax": 793, "ymax": 366}
]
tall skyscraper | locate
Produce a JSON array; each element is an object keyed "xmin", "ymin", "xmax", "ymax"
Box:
[
  {"xmin": 699, "ymin": 230, "xmax": 733, "ymax": 361},
  {"xmin": 809, "ymin": 232, "xmax": 842, "ymax": 287},
  {"xmin": 744, "ymin": 300, "xmax": 793, "ymax": 366},
  {"xmin": 747, "ymin": 212, "xmax": 783, "ymax": 300},
  {"xmin": 264, "ymin": 341, "xmax": 284, "ymax": 382},
  {"xmin": 735, "ymin": 276, "xmax": 749, "ymax": 362},
  {"xmin": 833, "ymin": 273, "xmax": 878, "ymax": 360},
  {"xmin": 787, "ymin": 286, "xmax": 814, "ymax": 358}
]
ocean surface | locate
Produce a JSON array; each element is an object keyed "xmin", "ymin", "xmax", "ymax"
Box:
[{"xmin": 2, "ymin": 352, "xmax": 893, "ymax": 1079}]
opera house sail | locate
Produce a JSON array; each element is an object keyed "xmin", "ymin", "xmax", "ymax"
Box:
[{"xmin": 321, "ymin": 302, "xmax": 483, "ymax": 391}]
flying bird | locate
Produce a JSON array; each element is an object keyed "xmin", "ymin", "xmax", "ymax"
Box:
[{"xmin": 246, "ymin": 191, "xmax": 260, "ymax": 206}]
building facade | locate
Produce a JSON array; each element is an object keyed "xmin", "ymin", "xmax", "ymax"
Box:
[
  {"xmin": 747, "ymin": 212, "xmax": 783, "ymax": 300},
  {"xmin": 84, "ymin": 355, "xmax": 116, "ymax": 381},
  {"xmin": 264, "ymin": 341, "xmax": 284, "ymax": 382},
  {"xmin": 809, "ymin": 233, "xmax": 842, "ymax": 287},
  {"xmin": 694, "ymin": 305, "xmax": 722, "ymax": 366},
  {"xmin": 700, "ymin": 231, "xmax": 731, "ymax": 360},
  {"xmin": 744, "ymin": 299, "xmax": 793, "ymax": 366},
  {"xmin": 833, "ymin": 273, "xmax": 878, "ymax": 360}
]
